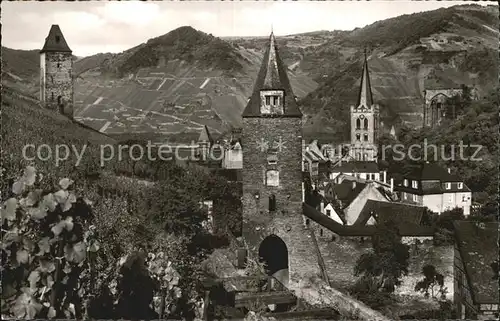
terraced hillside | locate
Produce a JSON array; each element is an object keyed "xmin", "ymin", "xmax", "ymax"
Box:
[{"xmin": 73, "ymin": 32, "xmax": 318, "ymax": 139}]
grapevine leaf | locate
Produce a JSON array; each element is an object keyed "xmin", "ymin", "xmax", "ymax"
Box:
[
  {"xmin": 54, "ymin": 190, "xmax": 68, "ymax": 204},
  {"xmin": 41, "ymin": 194, "xmax": 57, "ymax": 212},
  {"xmin": 62, "ymin": 199, "xmax": 72, "ymax": 212},
  {"xmin": 63, "ymin": 263, "xmax": 72, "ymax": 274},
  {"xmin": 39, "ymin": 260, "xmax": 56, "ymax": 273},
  {"xmin": 28, "ymin": 271, "xmax": 40, "ymax": 289},
  {"xmin": 37, "ymin": 237, "xmax": 51, "ymax": 255},
  {"xmin": 59, "ymin": 178, "xmax": 74, "ymax": 190},
  {"xmin": 12, "ymin": 180, "xmax": 25, "ymax": 195},
  {"xmin": 23, "ymin": 166, "xmax": 37, "ymax": 186},
  {"xmin": 28, "ymin": 206, "xmax": 47, "ymax": 221},
  {"xmin": 23, "ymin": 189, "xmax": 43, "ymax": 207},
  {"xmin": 64, "ymin": 217, "xmax": 74, "ymax": 231},
  {"xmin": 16, "ymin": 249, "xmax": 29, "ymax": 264},
  {"xmin": 46, "ymin": 275, "xmax": 55, "ymax": 289},
  {"xmin": 3, "ymin": 227, "xmax": 20, "ymax": 247},
  {"xmin": 88, "ymin": 241, "xmax": 100, "ymax": 252},
  {"xmin": 26, "ymin": 300, "xmax": 42, "ymax": 319},
  {"xmin": 51, "ymin": 221, "xmax": 66, "ymax": 236},
  {"xmin": 23, "ymin": 238, "xmax": 35, "ymax": 252},
  {"xmin": 64, "ymin": 242, "xmax": 86, "ymax": 263},
  {"xmin": 12, "ymin": 293, "xmax": 29, "ymax": 318},
  {"xmin": 3, "ymin": 198, "xmax": 18, "ymax": 221},
  {"xmin": 47, "ymin": 307, "xmax": 56, "ymax": 319}
]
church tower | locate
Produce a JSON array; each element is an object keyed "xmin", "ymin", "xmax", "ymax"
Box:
[
  {"xmin": 40, "ymin": 25, "xmax": 74, "ymax": 118},
  {"xmin": 350, "ymin": 50, "xmax": 379, "ymax": 161},
  {"xmin": 241, "ymin": 32, "xmax": 319, "ymax": 287}
]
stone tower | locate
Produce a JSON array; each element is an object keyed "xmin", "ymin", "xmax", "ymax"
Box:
[
  {"xmin": 349, "ymin": 50, "xmax": 379, "ymax": 162},
  {"xmin": 241, "ymin": 32, "xmax": 320, "ymax": 287},
  {"xmin": 40, "ymin": 25, "xmax": 74, "ymax": 118}
]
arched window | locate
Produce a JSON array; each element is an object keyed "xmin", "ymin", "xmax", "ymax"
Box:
[
  {"xmin": 363, "ymin": 134, "xmax": 368, "ymax": 141},
  {"xmin": 364, "ymin": 118, "xmax": 368, "ymax": 130},
  {"xmin": 269, "ymin": 194, "xmax": 276, "ymax": 212},
  {"xmin": 356, "ymin": 118, "xmax": 361, "ymax": 129},
  {"xmin": 266, "ymin": 170, "xmax": 279, "ymax": 187},
  {"xmin": 356, "ymin": 134, "xmax": 361, "ymax": 141}
]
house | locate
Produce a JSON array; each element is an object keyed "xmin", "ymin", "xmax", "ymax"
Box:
[
  {"xmin": 394, "ymin": 162, "xmax": 472, "ymax": 215},
  {"xmin": 324, "ymin": 180, "xmax": 390, "ymax": 225},
  {"xmin": 303, "ymin": 140, "xmax": 330, "ymax": 185},
  {"xmin": 354, "ymin": 200, "xmax": 431, "ymax": 243},
  {"xmin": 222, "ymin": 128, "xmax": 243, "ymax": 169},
  {"xmin": 330, "ymin": 160, "xmax": 380, "ymax": 182},
  {"xmin": 453, "ymin": 221, "xmax": 499, "ymax": 320}
]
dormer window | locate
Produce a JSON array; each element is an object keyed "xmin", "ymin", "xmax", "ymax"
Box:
[
  {"xmin": 403, "ymin": 179, "xmax": 408, "ymax": 187},
  {"xmin": 458, "ymin": 182, "xmax": 463, "ymax": 189},
  {"xmin": 55, "ymin": 35, "xmax": 61, "ymax": 43},
  {"xmin": 260, "ymin": 90, "xmax": 284, "ymax": 115},
  {"xmin": 412, "ymin": 180, "xmax": 418, "ymax": 189},
  {"xmin": 445, "ymin": 182, "xmax": 451, "ymax": 190}
]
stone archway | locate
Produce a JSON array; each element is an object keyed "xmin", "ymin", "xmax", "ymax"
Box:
[{"xmin": 258, "ymin": 234, "xmax": 289, "ymax": 286}]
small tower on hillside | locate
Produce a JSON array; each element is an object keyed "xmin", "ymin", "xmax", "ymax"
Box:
[
  {"xmin": 349, "ymin": 49, "xmax": 380, "ymax": 162},
  {"xmin": 40, "ymin": 25, "xmax": 74, "ymax": 118},
  {"xmin": 197, "ymin": 125, "xmax": 213, "ymax": 161},
  {"xmin": 241, "ymin": 32, "xmax": 319, "ymax": 287}
]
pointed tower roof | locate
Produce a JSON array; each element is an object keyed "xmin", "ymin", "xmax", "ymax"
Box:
[
  {"xmin": 40, "ymin": 25, "xmax": 72, "ymax": 54},
  {"xmin": 356, "ymin": 49, "xmax": 374, "ymax": 107},
  {"xmin": 198, "ymin": 125, "xmax": 213, "ymax": 143},
  {"xmin": 242, "ymin": 32, "xmax": 302, "ymax": 118}
]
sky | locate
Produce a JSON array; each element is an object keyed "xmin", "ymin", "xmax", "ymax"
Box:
[{"xmin": 2, "ymin": 0, "xmax": 489, "ymax": 57}]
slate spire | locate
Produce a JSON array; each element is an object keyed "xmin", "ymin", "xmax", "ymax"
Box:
[
  {"xmin": 40, "ymin": 25, "xmax": 72, "ymax": 53},
  {"xmin": 242, "ymin": 32, "xmax": 302, "ymax": 117},
  {"xmin": 356, "ymin": 48, "xmax": 373, "ymax": 108}
]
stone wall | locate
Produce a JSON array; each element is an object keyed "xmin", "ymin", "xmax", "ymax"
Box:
[
  {"xmin": 242, "ymin": 117, "xmax": 320, "ymax": 285},
  {"xmin": 43, "ymin": 52, "xmax": 73, "ymax": 117}
]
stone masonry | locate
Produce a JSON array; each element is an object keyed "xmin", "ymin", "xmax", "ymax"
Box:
[
  {"xmin": 42, "ymin": 52, "xmax": 74, "ymax": 117},
  {"xmin": 242, "ymin": 116, "xmax": 320, "ymax": 286}
]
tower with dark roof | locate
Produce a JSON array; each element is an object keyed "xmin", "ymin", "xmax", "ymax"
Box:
[
  {"xmin": 241, "ymin": 32, "xmax": 319, "ymax": 287},
  {"xmin": 40, "ymin": 25, "xmax": 74, "ymax": 118},
  {"xmin": 349, "ymin": 50, "xmax": 380, "ymax": 162}
]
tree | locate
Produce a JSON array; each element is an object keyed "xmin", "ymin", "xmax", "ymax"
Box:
[
  {"xmin": 353, "ymin": 220, "xmax": 410, "ymax": 294},
  {"xmin": 414, "ymin": 264, "xmax": 448, "ymax": 300}
]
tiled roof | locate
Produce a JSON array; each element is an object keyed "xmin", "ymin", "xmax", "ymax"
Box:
[
  {"xmin": 302, "ymin": 202, "xmax": 434, "ymax": 237},
  {"xmin": 454, "ymin": 221, "xmax": 499, "ymax": 304},
  {"xmin": 241, "ymin": 32, "xmax": 302, "ymax": 118},
  {"xmin": 403, "ymin": 163, "xmax": 462, "ymax": 182},
  {"xmin": 332, "ymin": 161, "xmax": 379, "ymax": 173},
  {"xmin": 354, "ymin": 200, "xmax": 425, "ymax": 228},
  {"xmin": 40, "ymin": 25, "xmax": 72, "ymax": 53},
  {"xmin": 332, "ymin": 181, "xmax": 367, "ymax": 208}
]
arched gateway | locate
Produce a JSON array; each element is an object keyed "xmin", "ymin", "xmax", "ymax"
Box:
[{"xmin": 258, "ymin": 235, "xmax": 289, "ymax": 286}]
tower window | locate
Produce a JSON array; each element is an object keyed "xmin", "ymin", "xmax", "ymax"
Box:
[
  {"xmin": 57, "ymin": 63, "xmax": 61, "ymax": 68},
  {"xmin": 356, "ymin": 134, "xmax": 361, "ymax": 141},
  {"xmin": 55, "ymin": 35, "xmax": 61, "ymax": 43},
  {"xmin": 269, "ymin": 194, "xmax": 276, "ymax": 212},
  {"xmin": 364, "ymin": 118, "xmax": 368, "ymax": 130},
  {"xmin": 266, "ymin": 170, "xmax": 279, "ymax": 187},
  {"xmin": 326, "ymin": 209, "xmax": 331, "ymax": 217},
  {"xmin": 356, "ymin": 118, "xmax": 361, "ymax": 129},
  {"xmin": 260, "ymin": 90, "xmax": 284, "ymax": 114},
  {"xmin": 51, "ymin": 92, "xmax": 54, "ymax": 101},
  {"xmin": 363, "ymin": 134, "xmax": 368, "ymax": 141}
]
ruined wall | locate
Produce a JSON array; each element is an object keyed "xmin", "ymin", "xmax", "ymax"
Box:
[
  {"xmin": 242, "ymin": 117, "xmax": 320, "ymax": 285},
  {"xmin": 43, "ymin": 52, "xmax": 73, "ymax": 117}
]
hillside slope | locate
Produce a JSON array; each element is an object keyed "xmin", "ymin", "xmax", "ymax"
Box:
[{"xmin": 296, "ymin": 4, "xmax": 499, "ymax": 141}]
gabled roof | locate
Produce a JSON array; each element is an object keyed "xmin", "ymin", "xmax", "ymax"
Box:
[
  {"xmin": 198, "ymin": 125, "xmax": 213, "ymax": 143},
  {"xmin": 354, "ymin": 200, "xmax": 425, "ymax": 227},
  {"xmin": 40, "ymin": 25, "xmax": 72, "ymax": 53},
  {"xmin": 402, "ymin": 162, "xmax": 463, "ymax": 182},
  {"xmin": 453, "ymin": 221, "xmax": 499, "ymax": 304},
  {"xmin": 356, "ymin": 50, "xmax": 373, "ymax": 108},
  {"xmin": 332, "ymin": 161, "xmax": 379, "ymax": 174},
  {"xmin": 332, "ymin": 181, "xmax": 367, "ymax": 208},
  {"xmin": 242, "ymin": 32, "xmax": 302, "ymax": 118}
]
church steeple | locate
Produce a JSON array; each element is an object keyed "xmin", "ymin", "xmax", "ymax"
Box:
[
  {"xmin": 356, "ymin": 49, "xmax": 373, "ymax": 108},
  {"xmin": 242, "ymin": 32, "xmax": 302, "ymax": 118}
]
